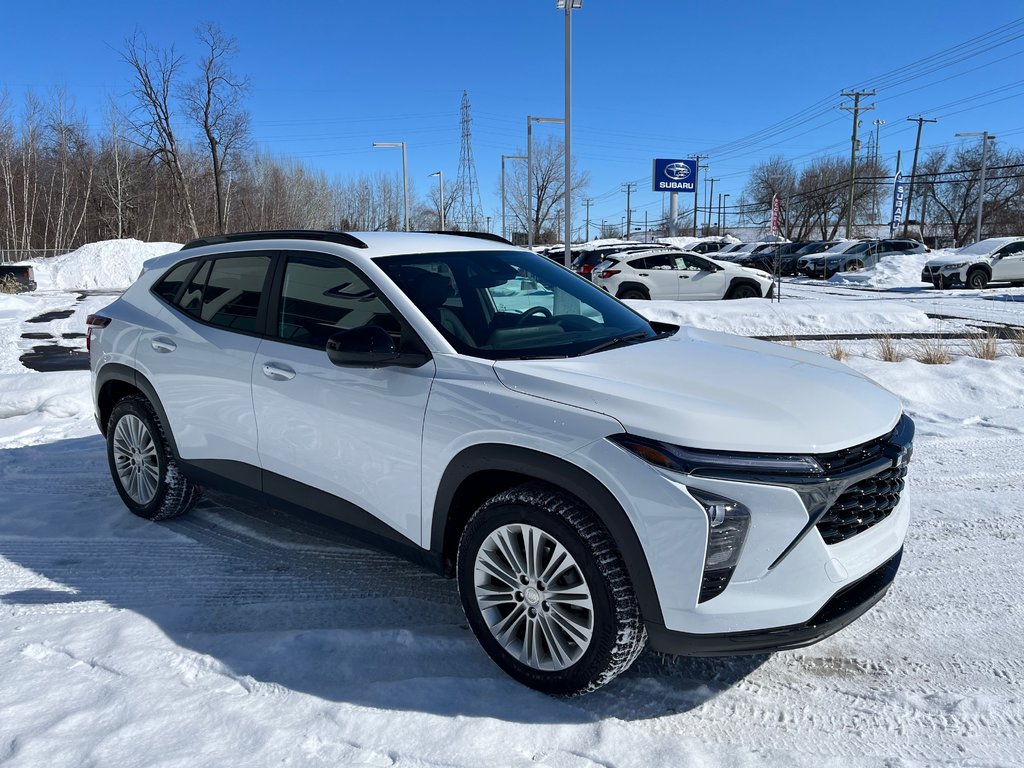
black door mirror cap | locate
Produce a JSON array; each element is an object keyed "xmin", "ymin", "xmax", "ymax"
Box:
[{"xmin": 326, "ymin": 326, "xmax": 399, "ymax": 367}]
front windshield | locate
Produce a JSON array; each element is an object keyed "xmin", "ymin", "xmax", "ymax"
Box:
[
  {"xmin": 958, "ymin": 239, "xmax": 1008, "ymax": 255},
  {"xmin": 843, "ymin": 242, "xmax": 871, "ymax": 254},
  {"xmin": 378, "ymin": 250, "xmax": 664, "ymax": 360}
]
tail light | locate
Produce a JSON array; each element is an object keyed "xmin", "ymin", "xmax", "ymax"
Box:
[
  {"xmin": 598, "ymin": 269, "xmax": 620, "ymax": 279},
  {"xmin": 85, "ymin": 314, "xmax": 111, "ymax": 352},
  {"xmin": 581, "ymin": 264, "xmax": 595, "ymax": 274}
]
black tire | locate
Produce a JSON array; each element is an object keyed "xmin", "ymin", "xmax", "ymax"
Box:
[
  {"xmin": 106, "ymin": 394, "xmax": 202, "ymax": 521},
  {"xmin": 617, "ymin": 288, "xmax": 648, "ymax": 300},
  {"xmin": 844, "ymin": 259, "xmax": 865, "ymax": 273},
  {"xmin": 932, "ymin": 277, "xmax": 949, "ymax": 290},
  {"xmin": 456, "ymin": 483, "xmax": 647, "ymax": 696},
  {"xmin": 967, "ymin": 269, "xmax": 989, "ymax": 290},
  {"xmin": 726, "ymin": 283, "xmax": 759, "ymax": 300},
  {"xmin": 1011, "ymin": 281, "xmax": 1024, "ymax": 288}
]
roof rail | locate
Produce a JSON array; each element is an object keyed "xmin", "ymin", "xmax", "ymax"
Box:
[
  {"xmin": 420, "ymin": 231, "xmax": 514, "ymax": 246},
  {"xmin": 180, "ymin": 230, "xmax": 369, "ymax": 251}
]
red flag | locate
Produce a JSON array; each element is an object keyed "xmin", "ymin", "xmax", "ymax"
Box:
[{"xmin": 770, "ymin": 194, "xmax": 780, "ymax": 236}]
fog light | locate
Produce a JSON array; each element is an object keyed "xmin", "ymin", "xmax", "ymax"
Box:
[{"xmin": 689, "ymin": 488, "xmax": 751, "ymax": 602}]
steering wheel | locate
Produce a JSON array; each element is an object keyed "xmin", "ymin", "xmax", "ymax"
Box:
[{"xmin": 515, "ymin": 306, "xmax": 553, "ymax": 326}]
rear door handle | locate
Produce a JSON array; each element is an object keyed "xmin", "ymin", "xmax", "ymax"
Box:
[
  {"xmin": 638, "ymin": 272, "xmax": 649, "ymax": 277},
  {"xmin": 151, "ymin": 337, "xmax": 176, "ymax": 353},
  {"xmin": 262, "ymin": 362, "xmax": 296, "ymax": 381}
]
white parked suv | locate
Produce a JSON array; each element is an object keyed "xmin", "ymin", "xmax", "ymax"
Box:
[
  {"xmin": 592, "ymin": 249, "xmax": 774, "ymax": 300},
  {"xmin": 921, "ymin": 236, "xmax": 1024, "ymax": 289},
  {"xmin": 88, "ymin": 230, "xmax": 912, "ymax": 695}
]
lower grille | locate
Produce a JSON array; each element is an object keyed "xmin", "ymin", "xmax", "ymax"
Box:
[
  {"xmin": 816, "ymin": 463, "xmax": 908, "ymax": 545},
  {"xmin": 699, "ymin": 567, "xmax": 734, "ymax": 602}
]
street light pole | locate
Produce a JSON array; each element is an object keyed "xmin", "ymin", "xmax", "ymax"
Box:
[
  {"xmin": 429, "ymin": 171, "xmax": 444, "ymax": 230},
  {"xmin": 372, "ymin": 141, "xmax": 409, "ymax": 231},
  {"xmin": 526, "ymin": 115, "xmax": 564, "ymax": 250},
  {"xmin": 560, "ymin": 0, "xmax": 582, "ymax": 268},
  {"xmin": 956, "ymin": 131, "xmax": 996, "ymax": 244},
  {"xmin": 501, "ymin": 154, "xmax": 527, "ymax": 242}
]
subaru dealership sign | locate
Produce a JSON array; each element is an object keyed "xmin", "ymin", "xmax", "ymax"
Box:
[{"xmin": 653, "ymin": 158, "xmax": 697, "ymax": 193}]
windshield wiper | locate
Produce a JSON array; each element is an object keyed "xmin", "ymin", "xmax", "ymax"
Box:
[{"xmin": 580, "ymin": 331, "xmax": 655, "ymax": 356}]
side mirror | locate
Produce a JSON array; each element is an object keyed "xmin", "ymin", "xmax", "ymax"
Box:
[{"xmin": 326, "ymin": 326, "xmax": 398, "ymax": 367}]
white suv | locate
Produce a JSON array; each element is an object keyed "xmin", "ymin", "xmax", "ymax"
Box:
[
  {"xmin": 88, "ymin": 230, "xmax": 912, "ymax": 695},
  {"xmin": 921, "ymin": 236, "xmax": 1024, "ymax": 289},
  {"xmin": 592, "ymin": 249, "xmax": 773, "ymax": 300}
]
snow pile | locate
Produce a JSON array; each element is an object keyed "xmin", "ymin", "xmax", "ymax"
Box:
[
  {"xmin": 828, "ymin": 249, "xmax": 950, "ymax": 289},
  {"xmin": 30, "ymin": 239, "xmax": 181, "ymax": 291},
  {"xmin": 628, "ymin": 297, "xmax": 938, "ymax": 336},
  {"xmin": 655, "ymin": 234, "xmax": 741, "ymax": 250}
]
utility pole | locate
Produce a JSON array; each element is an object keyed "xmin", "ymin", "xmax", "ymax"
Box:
[
  {"xmin": 706, "ymin": 178, "xmax": 718, "ymax": 234},
  {"xmin": 622, "ymin": 183, "xmax": 636, "ymax": 238},
  {"xmin": 872, "ymin": 119, "xmax": 885, "ymax": 224},
  {"xmin": 956, "ymin": 131, "xmax": 996, "ymax": 243},
  {"xmin": 584, "ymin": 198, "xmax": 592, "ymax": 241},
  {"xmin": 717, "ymin": 193, "xmax": 723, "ymax": 234},
  {"xmin": 690, "ymin": 154, "xmax": 705, "ymax": 236},
  {"xmin": 840, "ymin": 90, "xmax": 875, "ymax": 238},
  {"xmin": 904, "ymin": 116, "xmax": 937, "ymax": 237}
]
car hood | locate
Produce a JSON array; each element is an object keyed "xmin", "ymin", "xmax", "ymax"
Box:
[
  {"xmin": 492, "ymin": 328, "xmax": 901, "ymax": 454},
  {"xmin": 926, "ymin": 253, "xmax": 981, "ymax": 267}
]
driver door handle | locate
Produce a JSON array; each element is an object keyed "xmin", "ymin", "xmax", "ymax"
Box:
[
  {"xmin": 638, "ymin": 272, "xmax": 649, "ymax": 276},
  {"xmin": 262, "ymin": 362, "xmax": 296, "ymax": 381}
]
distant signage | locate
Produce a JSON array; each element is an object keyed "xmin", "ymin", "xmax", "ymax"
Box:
[
  {"xmin": 653, "ymin": 158, "xmax": 697, "ymax": 193},
  {"xmin": 890, "ymin": 172, "xmax": 905, "ymax": 235},
  {"xmin": 771, "ymin": 194, "xmax": 780, "ymax": 235}
]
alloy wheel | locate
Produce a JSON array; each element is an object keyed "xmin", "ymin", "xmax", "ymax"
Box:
[{"xmin": 112, "ymin": 414, "xmax": 160, "ymax": 505}]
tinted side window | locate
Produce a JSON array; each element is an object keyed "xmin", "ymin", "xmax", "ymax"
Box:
[
  {"xmin": 628, "ymin": 257, "xmax": 650, "ymax": 269},
  {"xmin": 187, "ymin": 255, "xmax": 271, "ymax": 332},
  {"xmin": 276, "ymin": 255, "xmax": 400, "ymax": 349},
  {"xmin": 153, "ymin": 260, "xmax": 198, "ymax": 304},
  {"xmin": 999, "ymin": 242, "xmax": 1024, "ymax": 256}
]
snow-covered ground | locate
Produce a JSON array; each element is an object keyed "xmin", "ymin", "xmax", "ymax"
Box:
[{"xmin": 1, "ymin": 241, "xmax": 1023, "ymax": 766}]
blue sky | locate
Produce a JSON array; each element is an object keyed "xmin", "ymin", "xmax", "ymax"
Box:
[{"xmin": 3, "ymin": 1, "xmax": 1023, "ymax": 237}]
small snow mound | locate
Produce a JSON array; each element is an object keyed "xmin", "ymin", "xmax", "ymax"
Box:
[
  {"xmin": 828, "ymin": 249, "xmax": 950, "ymax": 289},
  {"xmin": 29, "ymin": 239, "xmax": 182, "ymax": 291}
]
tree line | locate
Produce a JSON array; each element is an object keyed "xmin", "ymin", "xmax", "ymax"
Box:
[{"xmin": 737, "ymin": 143, "xmax": 1024, "ymax": 246}]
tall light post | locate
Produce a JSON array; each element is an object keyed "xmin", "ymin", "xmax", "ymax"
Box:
[
  {"xmin": 501, "ymin": 154, "xmax": 527, "ymax": 241},
  {"xmin": 429, "ymin": 171, "xmax": 444, "ymax": 230},
  {"xmin": 527, "ymin": 115, "xmax": 564, "ymax": 249},
  {"xmin": 955, "ymin": 131, "xmax": 996, "ymax": 244},
  {"xmin": 557, "ymin": 0, "xmax": 582, "ymax": 267},
  {"xmin": 372, "ymin": 141, "xmax": 409, "ymax": 231}
]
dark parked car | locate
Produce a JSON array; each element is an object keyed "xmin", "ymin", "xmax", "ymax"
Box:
[
  {"xmin": 735, "ymin": 242, "xmax": 810, "ymax": 275},
  {"xmin": 0, "ymin": 265, "xmax": 37, "ymax": 292},
  {"xmin": 689, "ymin": 241, "xmax": 728, "ymax": 255},
  {"xmin": 571, "ymin": 243, "xmax": 669, "ymax": 280},
  {"xmin": 799, "ymin": 239, "xmax": 929, "ymax": 278}
]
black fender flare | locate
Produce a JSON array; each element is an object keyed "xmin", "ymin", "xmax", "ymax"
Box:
[
  {"xmin": 726, "ymin": 276, "xmax": 763, "ymax": 298},
  {"xmin": 94, "ymin": 364, "xmax": 181, "ymax": 459},
  {"xmin": 614, "ymin": 281, "xmax": 650, "ymax": 299},
  {"xmin": 966, "ymin": 263, "xmax": 992, "ymax": 280},
  {"xmin": 431, "ymin": 443, "xmax": 664, "ymax": 625}
]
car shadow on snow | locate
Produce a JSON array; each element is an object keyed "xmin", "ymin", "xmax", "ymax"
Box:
[{"xmin": 0, "ymin": 435, "xmax": 767, "ymax": 723}]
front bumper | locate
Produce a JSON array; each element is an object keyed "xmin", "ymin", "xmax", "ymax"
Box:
[{"xmin": 646, "ymin": 547, "xmax": 902, "ymax": 655}]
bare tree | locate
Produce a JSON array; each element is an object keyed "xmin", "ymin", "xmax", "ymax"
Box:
[
  {"xmin": 122, "ymin": 32, "xmax": 199, "ymax": 238},
  {"xmin": 182, "ymin": 23, "xmax": 250, "ymax": 234},
  {"xmin": 504, "ymin": 137, "xmax": 589, "ymax": 244}
]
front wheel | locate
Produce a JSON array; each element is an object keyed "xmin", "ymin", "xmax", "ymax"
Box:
[
  {"xmin": 726, "ymin": 283, "xmax": 760, "ymax": 300},
  {"xmin": 844, "ymin": 260, "xmax": 865, "ymax": 273},
  {"xmin": 107, "ymin": 395, "xmax": 202, "ymax": 520},
  {"xmin": 967, "ymin": 270, "xmax": 989, "ymax": 290},
  {"xmin": 457, "ymin": 484, "xmax": 647, "ymax": 696}
]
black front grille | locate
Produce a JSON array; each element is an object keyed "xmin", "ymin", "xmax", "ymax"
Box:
[{"xmin": 816, "ymin": 463, "xmax": 908, "ymax": 544}]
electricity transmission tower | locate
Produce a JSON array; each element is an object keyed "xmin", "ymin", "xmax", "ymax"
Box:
[{"xmin": 452, "ymin": 91, "xmax": 484, "ymax": 231}]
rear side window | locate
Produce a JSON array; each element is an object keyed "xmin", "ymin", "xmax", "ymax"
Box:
[{"xmin": 152, "ymin": 260, "xmax": 198, "ymax": 304}]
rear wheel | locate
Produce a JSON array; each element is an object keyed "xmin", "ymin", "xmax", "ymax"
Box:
[
  {"xmin": 617, "ymin": 288, "xmax": 648, "ymax": 300},
  {"xmin": 457, "ymin": 483, "xmax": 646, "ymax": 696},
  {"xmin": 967, "ymin": 269, "xmax": 989, "ymax": 290},
  {"xmin": 107, "ymin": 395, "xmax": 201, "ymax": 520},
  {"xmin": 844, "ymin": 259, "xmax": 865, "ymax": 273}
]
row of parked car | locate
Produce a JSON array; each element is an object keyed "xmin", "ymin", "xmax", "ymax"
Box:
[{"xmin": 709, "ymin": 239, "xmax": 930, "ymax": 278}]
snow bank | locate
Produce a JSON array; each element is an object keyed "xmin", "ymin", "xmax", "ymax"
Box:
[
  {"xmin": 655, "ymin": 234, "xmax": 741, "ymax": 250},
  {"xmin": 29, "ymin": 239, "xmax": 181, "ymax": 291},
  {"xmin": 827, "ymin": 249, "xmax": 949, "ymax": 289},
  {"xmin": 627, "ymin": 297, "xmax": 938, "ymax": 336}
]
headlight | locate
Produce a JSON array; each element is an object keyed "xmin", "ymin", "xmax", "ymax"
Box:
[
  {"xmin": 938, "ymin": 262, "xmax": 967, "ymax": 270},
  {"xmin": 610, "ymin": 434, "xmax": 824, "ymax": 477}
]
